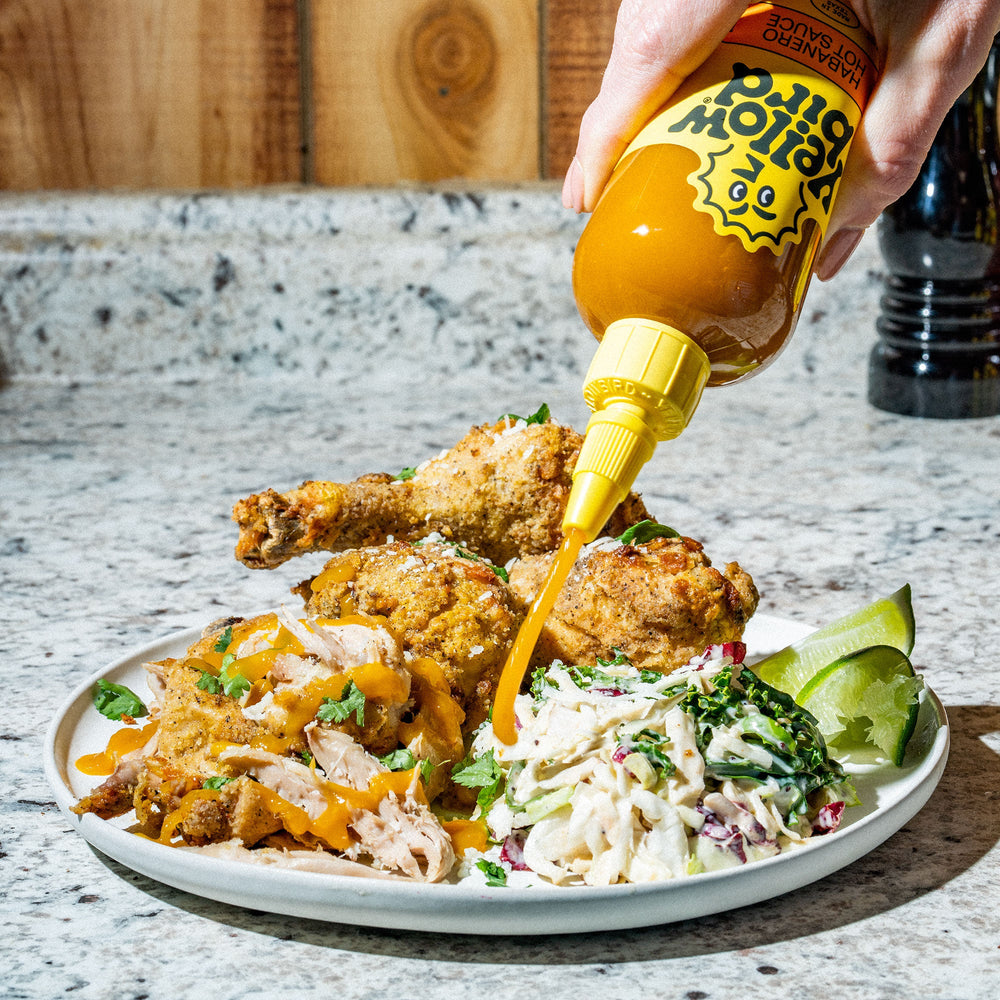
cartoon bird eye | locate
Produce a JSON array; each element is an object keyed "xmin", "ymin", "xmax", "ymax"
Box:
[
  {"xmin": 757, "ymin": 186, "xmax": 775, "ymax": 208},
  {"xmin": 729, "ymin": 181, "xmax": 748, "ymax": 202}
]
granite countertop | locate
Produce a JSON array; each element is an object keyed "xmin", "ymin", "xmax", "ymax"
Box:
[{"xmin": 2, "ymin": 188, "xmax": 998, "ymax": 999}]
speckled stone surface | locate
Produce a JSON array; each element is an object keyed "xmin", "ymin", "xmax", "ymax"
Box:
[{"xmin": 2, "ymin": 188, "xmax": 999, "ymax": 999}]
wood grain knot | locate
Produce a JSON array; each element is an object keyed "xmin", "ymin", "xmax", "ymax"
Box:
[{"xmin": 406, "ymin": 1, "xmax": 496, "ymax": 113}]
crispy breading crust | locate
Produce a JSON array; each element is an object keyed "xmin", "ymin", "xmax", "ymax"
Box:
[
  {"xmin": 297, "ymin": 540, "xmax": 523, "ymax": 732},
  {"xmin": 507, "ymin": 535, "xmax": 760, "ymax": 674},
  {"xmin": 233, "ymin": 419, "xmax": 650, "ymax": 569}
]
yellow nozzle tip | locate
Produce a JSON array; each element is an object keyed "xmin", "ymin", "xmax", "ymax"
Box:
[
  {"xmin": 562, "ymin": 410, "xmax": 655, "ymax": 539},
  {"xmin": 566, "ymin": 320, "xmax": 711, "ymax": 541}
]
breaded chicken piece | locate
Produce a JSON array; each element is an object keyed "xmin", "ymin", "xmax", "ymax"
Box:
[
  {"xmin": 196, "ymin": 612, "xmax": 414, "ymax": 758},
  {"xmin": 507, "ymin": 534, "xmax": 759, "ymax": 675},
  {"xmin": 234, "ymin": 417, "xmax": 650, "ymax": 570},
  {"xmin": 130, "ymin": 658, "xmax": 262, "ymax": 828},
  {"xmin": 296, "ymin": 539, "xmax": 522, "ymax": 732}
]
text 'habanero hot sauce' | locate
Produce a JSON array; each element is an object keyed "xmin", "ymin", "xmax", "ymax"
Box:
[{"xmin": 493, "ymin": 0, "xmax": 880, "ymax": 745}]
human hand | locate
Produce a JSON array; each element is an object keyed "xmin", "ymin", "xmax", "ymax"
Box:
[{"xmin": 562, "ymin": 0, "xmax": 1000, "ymax": 280}]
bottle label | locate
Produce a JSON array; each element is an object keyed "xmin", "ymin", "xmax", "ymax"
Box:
[{"xmin": 623, "ymin": 0, "xmax": 879, "ymax": 254}]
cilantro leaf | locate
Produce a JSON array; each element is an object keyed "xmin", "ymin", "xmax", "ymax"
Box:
[
  {"xmin": 452, "ymin": 749, "xmax": 505, "ymax": 812},
  {"xmin": 93, "ymin": 679, "xmax": 148, "ymax": 721},
  {"xmin": 379, "ymin": 748, "xmax": 416, "ymax": 770},
  {"xmin": 395, "ymin": 466, "xmax": 417, "ymax": 481},
  {"xmin": 220, "ymin": 668, "xmax": 251, "ymax": 699},
  {"xmin": 596, "ymin": 648, "xmax": 632, "ymax": 669},
  {"xmin": 213, "ymin": 625, "xmax": 234, "ymax": 654},
  {"xmin": 196, "ymin": 670, "xmax": 222, "ymax": 694},
  {"xmin": 475, "ymin": 859, "xmax": 508, "ymax": 887},
  {"xmin": 197, "ymin": 654, "xmax": 250, "ymax": 699},
  {"xmin": 216, "ymin": 654, "xmax": 251, "ymax": 698},
  {"xmin": 497, "ymin": 403, "xmax": 550, "ymax": 426},
  {"xmin": 379, "ymin": 748, "xmax": 437, "ymax": 781},
  {"xmin": 452, "ymin": 545, "xmax": 509, "ymax": 582},
  {"xmin": 616, "ymin": 520, "xmax": 680, "ymax": 546},
  {"xmin": 618, "ymin": 728, "xmax": 676, "ymax": 776},
  {"xmin": 201, "ymin": 776, "xmax": 234, "ymax": 790},
  {"xmin": 316, "ymin": 681, "xmax": 366, "ymax": 725}
]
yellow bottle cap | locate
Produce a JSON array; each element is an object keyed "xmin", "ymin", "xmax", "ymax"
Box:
[{"xmin": 562, "ymin": 319, "xmax": 711, "ymax": 541}]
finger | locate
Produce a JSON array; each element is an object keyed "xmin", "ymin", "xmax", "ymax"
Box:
[
  {"xmin": 817, "ymin": 2, "xmax": 1000, "ymax": 278},
  {"xmin": 564, "ymin": 0, "xmax": 747, "ymax": 212}
]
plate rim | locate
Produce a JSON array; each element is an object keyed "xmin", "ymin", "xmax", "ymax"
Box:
[{"xmin": 44, "ymin": 612, "xmax": 950, "ymax": 935}]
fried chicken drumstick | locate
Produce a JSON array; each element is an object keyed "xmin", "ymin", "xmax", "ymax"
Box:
[{"xmin": 234, "ymin": 417, "xmax": 651, "ymax": 569}]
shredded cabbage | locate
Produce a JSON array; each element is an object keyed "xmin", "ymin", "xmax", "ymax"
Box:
[{"xmin": 468, "ymin": 645, "xmax": 854, "ymax": 886}]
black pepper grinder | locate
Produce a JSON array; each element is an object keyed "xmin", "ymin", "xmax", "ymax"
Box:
[{"xmin": 869, "ymin": 35, "xmax": 1000, "ymax": 418}]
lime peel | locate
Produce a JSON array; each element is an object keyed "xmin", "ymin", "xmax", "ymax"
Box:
[
  {"xmin": 796, "ymin": 644, "xmax": 923, "ymax": 766},
  {"xmin": 752, "ymin": 584, "xmax": 915, "ymax": 698}
]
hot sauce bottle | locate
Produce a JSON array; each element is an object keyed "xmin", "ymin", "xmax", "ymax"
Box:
[
  {"xmin": 493, "ymin": 0, "xmax": 880, "ymax": 744},
  {"xmin": 563, "ymin": 0, "xmax": 880, "ymax": 540}
]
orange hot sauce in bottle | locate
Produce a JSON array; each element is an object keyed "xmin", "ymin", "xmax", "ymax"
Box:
[{"xmin": 493, "ymin": 1, "xmax": 879, "ymax": 744}]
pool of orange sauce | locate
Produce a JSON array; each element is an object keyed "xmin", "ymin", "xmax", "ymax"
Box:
[
  {"xmin": 491, "ymin": 528, "xmax": 585, "ymax": 745},
  {"xmin": 76, "ymin": 720, "xmax": 159, "ymax": 776}
]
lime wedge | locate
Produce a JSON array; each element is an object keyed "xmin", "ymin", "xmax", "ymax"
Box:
[
  {"xmin": 753, "ymin": 584, "xmax": 914, "ymax": 698},
  {"xmin": 796, "ymin": 645, "xmax": 923, "ymax": 765}
]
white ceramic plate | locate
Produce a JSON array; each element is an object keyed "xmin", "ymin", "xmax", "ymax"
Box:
[{"xmin": 45, "ymin": 613, "xmax": 949, "ymax": 935}]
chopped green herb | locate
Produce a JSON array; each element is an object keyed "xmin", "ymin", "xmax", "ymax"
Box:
[
  {"xmin": 379, "ymin": 748, "xmax": 436, "ymax": 781},
  {"xmin": 220, "ymin": 671, "xmax": 250, "ymax": 700},
  {"xmin": 379, "ymin": 748, "xmax": 416, "ymax": 770},
  {"xmin": 532, "ymin": 659, "xmax": 665, "ymax": 698},
  {"xmin": 212, "ymin": 625, "xmax": 234, "ymax": 654},
  {"xmin": 452, "ymin": 749, "xmax": 505, "ymax": 812},
  {"xmin": 197, "ymin": 655, "xmax": 251, "ymax": 699},
  {"xmin": 475, "ymin": 859, "xmax": 508, "ymax": 887},
  {"xmin": 616, "ymin": 520, "xmax": 680, "ymax": 546},
  {"xmin": 596, "ymin": 648, "xmax": 632, "ymax": 669},
  {"xmin": 680, "ymin": 662, "xmax": 851, "ymax": 813},
  {"xmin": 395, "ymin": 466, "xmax": 417, "ymax": 481},
  {"xmin": 93, "ymin": 679, "xmax": 148, "ymax": 721},
  {"xmin": 219, "ymin": 654, "xmax": 251, "ymax": 698},
  {"xmin": 196, "ymin": 670, "xmax": 222, "ymax": 694},
  {"xmin": 299, "ymin": 749, "xmax": 314, "ymax": 766},
  {"xmin": 452, "ymin": 545, "xmax": 509, "ymax": 583},
  {"xmin": 316, "ymin": 680, "xmax": 366, "ymax": 725},
  {"xmin": 497, "ymin": 403, "xmax": 550, "ymax": 426},
  {"xmin": 618, "ymin": 729, "xmax": 676, "ymax": 776},
  {"xmin": 201, "ymin": 776, "xmax": 234, "ymax": 790}
]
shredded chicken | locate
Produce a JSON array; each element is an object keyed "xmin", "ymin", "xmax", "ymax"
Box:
[
  {"xmin": 179, "ymin": 840, "xmax": 408, "ymax": 879},
  {"xmin": 219, "ymin": 744, "xmax": 454, "ymax": 881}
]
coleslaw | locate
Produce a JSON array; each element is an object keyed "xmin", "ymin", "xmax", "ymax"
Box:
[{"xmin": 464, "ymin": 643, "xmax": 855, "ymax": 886}]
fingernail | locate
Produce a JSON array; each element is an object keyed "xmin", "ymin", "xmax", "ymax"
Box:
[
  {"xmin": 815, "ymin": 227, "xmax": 865, "ymax": 281},
  {"xmin": 562, "ymin": 156, "xmax": 585, "ymax": 213}
]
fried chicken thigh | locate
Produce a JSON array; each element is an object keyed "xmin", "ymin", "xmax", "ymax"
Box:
[
  {"xmin": 234, "ymin": 417, "xmax": 650, "ymax": 570},
  {"xmin": 297, "ymin": 539, "xmax": 523, "ymax": 732},
  {"xmin": 507, "ymin": 534, "xmax": 759, "ymax": 674}
]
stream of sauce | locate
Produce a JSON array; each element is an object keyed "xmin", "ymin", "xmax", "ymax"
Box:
[{"xmin": 491, "ymin": 527, "xmax": 585, "ymax": 744}]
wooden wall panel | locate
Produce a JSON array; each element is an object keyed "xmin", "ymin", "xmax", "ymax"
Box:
[
  {"xmin": 309, "ymin": 0, "xmax": 539, "ymax": 185},
  {"xmin": 543, "ymin": 0, "xmax": 619, "ymax": 179},
  {"xmin": 0, "ymin": 0, "xmax": 622, "ymax": 190},
  {"xmin": 0, "ymin": 0, "xmax": 300, "ymax": 190}
]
